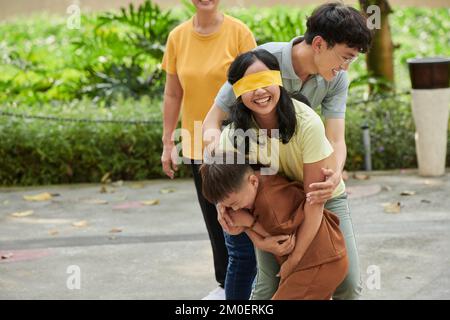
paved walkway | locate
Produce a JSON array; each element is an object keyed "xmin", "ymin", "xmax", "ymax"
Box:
[{"xmin": 0, "ymin": 170, "xmax": 449, "ymax": 299}]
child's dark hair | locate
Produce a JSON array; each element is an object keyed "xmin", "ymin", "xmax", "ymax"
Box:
[
  {"xmin": 227, "ymin": 49, "xmax": 298, "ymax": 145},
  {"xmin": 199, "ymin": 152, "xmax": 254, "ymax": 204},
  {"xmin": 304, "ymin": 2, "xmax": 373, "ymax": 53}
]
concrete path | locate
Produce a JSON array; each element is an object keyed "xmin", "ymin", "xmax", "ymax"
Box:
[{"xmin": 0, "ymin": 170, "xmax": 449, "ymax": 299}]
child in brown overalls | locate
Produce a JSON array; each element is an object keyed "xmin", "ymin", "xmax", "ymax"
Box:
[{"xmin": 200, "ymin": 157, "xmax": 348, "ymax": 300}]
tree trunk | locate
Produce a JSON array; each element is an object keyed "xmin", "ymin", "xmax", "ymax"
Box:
[{"xmin": 359, "ymin": 0, "xmax": 395, "ymax": 92}]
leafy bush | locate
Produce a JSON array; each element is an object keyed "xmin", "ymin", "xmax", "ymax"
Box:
[
  {"xmin": 0, "ymin": 3, "xmax": 449, "ymax": 185},
  {"xmin": 346, "ymin": 94, "xmax": 414, "ymax": 170},
  {"xmin": 0, "ymin": 97, "xmax": 190, "ymax": 185}
]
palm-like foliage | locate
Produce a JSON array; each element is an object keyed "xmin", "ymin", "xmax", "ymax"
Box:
[{"xmin": 96, "ymin": 0, "xmax": 178, "ymax": 60}]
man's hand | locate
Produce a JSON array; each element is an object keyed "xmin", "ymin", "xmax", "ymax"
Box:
[
  {"xmin": 161, "ymin": 142, "xmax": 178, "ymax": 179},
  {"xmin": 216, "ymin": 203, "xmax": 245, "ymax": 235},
  {"xmin": 306, "ymin": 168, "xmax": 341, "ymax": 204},
  {"xmin": 257, "ymin": 234, "xmax": 295, "ymax": 256}
]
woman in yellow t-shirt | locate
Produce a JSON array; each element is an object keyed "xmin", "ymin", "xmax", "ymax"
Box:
[
  {"xmin": 218, "ymin": 49, "xmax": 356, "ymax": 300},
  {"xmin": 161, "ymin": 0, "xmax": 257, "ymax": 300}
]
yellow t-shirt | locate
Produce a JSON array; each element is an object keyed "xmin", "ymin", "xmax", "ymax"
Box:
[
  {"xmin": 219, "ymin": 98, "xmax": 346, "ymax": 198},
  {"xmin": 162, "ymin": 14, "xmax": 257, "ymax": 160}
]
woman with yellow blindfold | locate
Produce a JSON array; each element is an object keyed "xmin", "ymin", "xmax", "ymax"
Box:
[{"xmin": 214, "ymin": 49, "xmax": 351, "ymax": 299}]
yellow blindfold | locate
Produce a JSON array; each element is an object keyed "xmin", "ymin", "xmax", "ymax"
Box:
[{"xmin": 232, "ymin": 70, "xmax": 283, "ymax": 98}]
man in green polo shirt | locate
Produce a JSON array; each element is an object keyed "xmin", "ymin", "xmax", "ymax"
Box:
[{"xmin": 201, "ymin": 2, "xmax": 373, "ymax": 300}]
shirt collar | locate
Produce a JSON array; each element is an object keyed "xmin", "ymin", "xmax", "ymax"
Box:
[
  {"xmin": 282, "ymin": 36, "xmax": 327, "ymax": 87},
  {"xmin": 281, "ymin": 36, "xmax": 302, "ymax": 80}
]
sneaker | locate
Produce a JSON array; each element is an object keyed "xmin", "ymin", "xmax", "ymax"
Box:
[{"xmin": 201, "ymin": 286, "xmax": 225, "ymax": 300}]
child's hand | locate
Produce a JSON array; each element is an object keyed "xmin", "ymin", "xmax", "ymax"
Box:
[
  {"xmin": 258, "ymin": 234, "xmax": 295, "ymax": 256},
  {"xmin": 216, "ymin": 203, "xmax": 245, "ymax": 235},
  {"xmin": 229, "ymin": 209, "xmax": 254, "ymax": 228}
]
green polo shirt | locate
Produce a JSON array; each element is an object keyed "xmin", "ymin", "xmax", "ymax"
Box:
[{"xmin": 214, "ymin": 36, "xmax": 349, "ymax": 119}]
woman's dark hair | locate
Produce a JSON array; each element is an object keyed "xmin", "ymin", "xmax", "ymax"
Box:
[
  {"xmin": 304, "ymin": 2, "xmax": 373, "ymax": 53},
  {"xmin": 227, "ymin": 49, "xmax": 297, "ymax": 145}
]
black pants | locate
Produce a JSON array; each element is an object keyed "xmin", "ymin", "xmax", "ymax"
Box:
[{"xmin": 191, "ymin": 161, "xmax": 228, "ymax": 287}]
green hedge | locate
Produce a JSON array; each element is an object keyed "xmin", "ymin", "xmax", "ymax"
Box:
[
  {"xmin": 0, "ymin": 97, "xmax": 190, "ymax": 185},
  {"xmin": 1, "ymin": 3, "xmax": 449, "ymax": 185},
  {"xmin": 1, "ymin": 95, "xmax": 449, "ymax": 186}
]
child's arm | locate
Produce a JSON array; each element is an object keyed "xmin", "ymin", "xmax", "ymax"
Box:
[
  {"xmin": 230, "ymin": 209, "xmax": 270, "ymax": 237},
  {"xmin": 231, "ymin": 210, "xmax": 295, "ymax": 256}
]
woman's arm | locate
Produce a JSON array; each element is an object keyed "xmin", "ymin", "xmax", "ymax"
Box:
[
  {"xmin": 279, "ymin": 155, "xmax": 335, "ymax": 279},
  {"xmin": 161, "ymin": 73, "xmax": 183, "ymax": 179}
]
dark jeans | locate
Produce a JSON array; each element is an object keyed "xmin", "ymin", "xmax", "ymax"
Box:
[
  {"xmin": 191, "ymin": 161, "xmax": 257, "ymax": 299},
  {"xmin": 224, "ymin": 232, "xmax": 257, "ymax": 300}
]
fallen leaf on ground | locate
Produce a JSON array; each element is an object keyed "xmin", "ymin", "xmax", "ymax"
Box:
[
  {"xmin": 101, "ymin": 172, "xmax": 111, "ymax": 184},
  {"xmin": 112, "ymin": 180, "xmax": 124, "ymax": 187},
  {"xmin": 100, "ymin": 186, "xmax": 115, "ymax": 194},
  {"xmin": 83, "ymin": 199, "xmax": 108, "ymax": 205},
  {"xmin": 353, "ymin": 173, "xmax": 370, "ymax": 180},
  {"xmin": 421, "ymin": 199, "xmax": 431, "ymax": 204},
  {"xmin": 130, "ymin": 183, "xmax": 144, "ymax": 189},
  {"xmin": 72, "ymin": 220, "xmax": 88, "ymax": 228},
  {"xmin": 112, "ymin": 202, "xmax": 143, "ymax": 210},
  {"xmin": 160, "ymin": 188, "xmax": 176, "ymax": 194},
  {"xmin": 382, "ymin": 202, "xmax": 401, "ymax": 213},
  {"xmin": 400, "ymin": 190, "xmax": 416, "ymax": 196},
  {"xmin": 381, "ymin": 185, "xmax": 393, "ymax": 192},
  {"xmin": 140, "ymin": 199, "xmax": 160, "ymax": 206},
  {"xmin": 1, "ymin": 252, "xmax": 13, "ymax": 260},
  {"xmin": 109, "ymin": 228, "xmax": 122, "ymax": 233},
  {"xmin": 10, "ymin": 210, "xmax": 34, "ymax": 217},
  {"xmin": 48, "ymin": 229, "xmax": 59, "ymax": 236},
  {"xmin": 23, "ymin": 192, "xmax": 53, "ymax": 201}
]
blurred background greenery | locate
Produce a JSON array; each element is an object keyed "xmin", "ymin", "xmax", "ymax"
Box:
[{"xmin": 0, "ymin": 0, "xmax": 449, "ymax": 185}]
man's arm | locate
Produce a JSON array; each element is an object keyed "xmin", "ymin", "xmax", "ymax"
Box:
[
  {"xmin": 202, "ymin": 103, "xmax": 228, "ymax": 150},
  {"xmin": 307, "ymin": 71, "xmax": 349, "ymax": 204},
  {"xmin": 325, "ymin": 118, "xmax": 347, "ymax": 173}
]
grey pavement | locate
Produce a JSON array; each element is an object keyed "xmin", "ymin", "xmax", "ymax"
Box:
[{"xmin": 0, "ymin": 170, "xmax": 449, "ymax": 299}]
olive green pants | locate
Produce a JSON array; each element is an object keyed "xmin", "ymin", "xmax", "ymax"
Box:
[{"xmin": 250, "ymin": 193, "xmax": 363, "ymax": 300}]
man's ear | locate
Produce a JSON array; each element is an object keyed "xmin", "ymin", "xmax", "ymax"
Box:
[{"xmin": 311, "ymin": 35, "xmax": 325, "ymax": 53}]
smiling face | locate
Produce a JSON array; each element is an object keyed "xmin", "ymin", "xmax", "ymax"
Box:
[
  {"xmin": 191, "ymin": 0, "xmax": 219, "ymax": 12},
  {"xmin": 312, "ymin": 36, "xmax": 360, "ymax": 81},
  {"xmin": 220, "ymin": 172, "xmax": 259, "ymax": 211},
  {"xmin": 239, "ymin": 60, "xmax": 281, "ymax": 117}
]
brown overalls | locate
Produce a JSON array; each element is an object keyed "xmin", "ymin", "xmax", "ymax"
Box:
[{"xmin": 252, "ymin": 174, "xmax": 349, "ymax": 300}]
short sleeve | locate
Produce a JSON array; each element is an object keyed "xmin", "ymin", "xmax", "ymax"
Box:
[
  {"xmin": 214, "ymin": 81, "xmax": 236, "ymax": 113},
  {"xmin": 161, "ymin": 32, "xmax": 177, "ymax": 75},
  {"xmin": 321, "ymin": 71, "xmax": 349, "ymax": 119},
  {"xmin": 239, "ymin": 29, "xmax": 257, "ymax": 54},
  {"xmin": 301, "ymin": 114, "xmax": 334, "ymax": 164}
]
